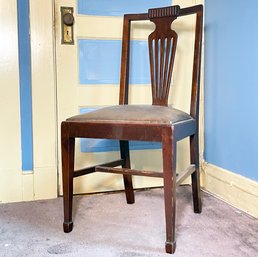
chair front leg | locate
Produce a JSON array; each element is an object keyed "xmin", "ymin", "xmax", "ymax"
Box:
[
  {"xmin": 120, "ymin": 140, "xmax": 135, "ymax": 204},
  {"xmin": 190, "ymin": 134, "xmax": 202, "ymax": 213},
  {"xmin": 61, "ymin": 122, "xmax": 75, "ymax": 233},
  {"xmin": 162, "ymin": 128, "xmax": 177, "ymax": 254}
]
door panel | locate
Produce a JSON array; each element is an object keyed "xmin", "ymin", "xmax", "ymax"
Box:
[{"xmin": 55, "ymin": 0, "xmax": 198, "ymax": 194}]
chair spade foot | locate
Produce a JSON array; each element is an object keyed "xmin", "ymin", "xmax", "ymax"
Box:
[
  {"xmin": 194, "ymin": 204, "xmax": 202, "ymax": 214},
  {"xmin": 63, "ymin": 221, "xmax": 73, "ymax": 233},
  {"xmin": 165, "ymin": 241, "xmax": 176, "ymax": 254}
]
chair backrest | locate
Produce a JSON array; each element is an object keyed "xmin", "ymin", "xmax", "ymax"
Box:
[{"xmin": 119, "ymin": 5, "xmax": 203, "ymax": 119}]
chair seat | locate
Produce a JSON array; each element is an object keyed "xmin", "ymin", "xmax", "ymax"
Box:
[{"xmin": 67, "ymin": 105, "xmax": 194, "ymax": 126}]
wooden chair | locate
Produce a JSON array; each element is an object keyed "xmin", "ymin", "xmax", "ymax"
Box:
[{"xmin": 61, "ymin": 4, "xmax": 203, "ymax": 254}]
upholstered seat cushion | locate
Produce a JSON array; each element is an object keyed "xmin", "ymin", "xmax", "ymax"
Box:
[{"xmin": 67, "ymin": 105, "xmax": 194, "ymax": 125}]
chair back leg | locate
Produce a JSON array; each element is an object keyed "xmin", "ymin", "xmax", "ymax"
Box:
[
  {"xmin": 120, "ymin": 140, "xmax": 135, "ymax": 204},
  {"xmin": 190, "ymin": 134, "xmax": 202, "ymax": 213}
]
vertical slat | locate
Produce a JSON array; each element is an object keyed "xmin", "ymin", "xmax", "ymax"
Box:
[
  {"xmin": 148, "ymin": 15, "xmax": 178, "ymax": 106},
  {"xmin": 154, "ymin": 38, "xmax": 159, "ymax": 99},
  {"xmin": 159, "ymin": 38, "xmax": 165, "ymax": 99},
  {"xmin": 149, "ymin": 39, "xmax": 155, "ymax": 99},
  {"xmin": 165, "ymin": 36, "xmax": 177, "ymax": 100},
  {"xmin": 163, "ymin": 37, "xmax": 170, "ymax": 99}
]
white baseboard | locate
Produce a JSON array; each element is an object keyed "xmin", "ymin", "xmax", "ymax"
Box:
[{"xmin": 201, "ymin": 162, "xmax": 258, "ymax": 219}]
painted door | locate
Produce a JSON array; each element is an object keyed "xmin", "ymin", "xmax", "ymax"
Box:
[{"xmin": 55, "ymin": 0, "xmax": 202, "ymax": 195}]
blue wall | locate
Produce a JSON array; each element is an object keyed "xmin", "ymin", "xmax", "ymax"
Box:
[
  {"xmin": 17, "ymin": 0, "xmax": 33, "ymax": 171},
  {"xmin": 79, "ymin": 40, "xmax": 150, "ymax": 85},
  {"xmin": 205, "ymin": 0, "xmax": 258, "ymax": 181},
  {"xmin": 78, "ymin": 0, "xmax": 171, "ymax": 16}
]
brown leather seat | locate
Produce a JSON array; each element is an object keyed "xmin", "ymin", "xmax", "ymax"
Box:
[{"xmin": 67, "ymin": 105, "xmax": 194, "ymax": 125}]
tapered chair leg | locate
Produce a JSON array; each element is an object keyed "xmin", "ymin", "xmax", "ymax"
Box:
[
  {"xmin": 120, "ymin": 140, "xmax": 135, "ymax": 204},
  {"xmin": 61, "ymin": 122, "xmax": 75, "ymax": 233},
  {"xmin": 190, "ymin": 134, "xmax": 202, "ymax": 213},
  {"xmin": 162, "ymin": 129, "xmax": 177, "ymax": 254}
]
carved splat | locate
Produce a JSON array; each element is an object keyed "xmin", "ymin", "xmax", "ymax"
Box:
[{"xmin": 148, "ymin": 6, "xmax": 180, "ymax": 106}]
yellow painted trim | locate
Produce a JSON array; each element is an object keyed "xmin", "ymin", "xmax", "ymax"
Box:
[
  {"xmin": 0, "ymin": 0, "xmax": 22, "ymax": 171},
  {"xmin": 0, "ymin": 170, "xmax": 22, "ymax": 203},
  {"xmin": 30, "ymin": 0, "xmax": 57, "ymax": 169},
  {"xmin": 34, "ymin": 167, "xmax": 57, "ymax": 200},
  {"xmin": 202, "ymin": 162, "xmax": 258, "ymax": 219},
  {"xmin": 0, "ymin": 170, "xmax": 33, "ymax": 203},
  {"xmin": 0, "ymin": 168, "xmax": 57, "ymax": 203},
  {"xmin": 22, "ymin": 173, "xmax": 34, "ymax": 201},
  {"xmin": 29, "ymin": 0, "xmax": 58, "ymax": 200}
]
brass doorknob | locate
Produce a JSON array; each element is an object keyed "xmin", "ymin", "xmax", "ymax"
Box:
[{"xmin": 63, "ymin": 12, "xmax": 74, "ymax": 26}]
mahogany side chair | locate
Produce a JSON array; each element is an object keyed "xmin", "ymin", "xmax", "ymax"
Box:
[{"xmin": 61, "ymin": 4, "xmax": 203, "ymax": 254}]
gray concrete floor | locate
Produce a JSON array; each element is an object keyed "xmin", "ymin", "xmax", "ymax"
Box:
[{"xmin": 0, "ymin": 186, "xmax": 257, "ymax": 257}]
